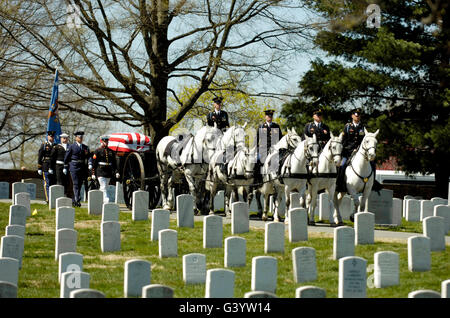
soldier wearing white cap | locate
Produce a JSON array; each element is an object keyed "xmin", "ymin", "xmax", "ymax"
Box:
[{"xmin": 51, "ymin": 132, "xmax": 70, "ymax": 196}]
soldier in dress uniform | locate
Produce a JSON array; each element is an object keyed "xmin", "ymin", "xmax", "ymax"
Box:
[
  {"xmin": 64, "ymin": 131, "xmax": 91, "ymax": 207},
  {"xmin": 89, "ymin": 135, "xmax": 119, "ymax": 203},
  {"xmin": 206, "ymin": 97, "xmax": 229, "ymax": 131},
  {"xmin": 256, "ymin": 109, "xmax": 282, "ymax": 163},
  {"xmin": 51, "ymin": 133, "xmax": 70, "ymax": 196},
  {"xmin": 37, "ymin": 130, "xmax": 56, "ymax": 202},
  {"xmin": 303, "ymin": 108, "xmax": 330, "ymax": 151}
]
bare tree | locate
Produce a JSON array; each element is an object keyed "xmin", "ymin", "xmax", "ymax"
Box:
[{"xmin": 0, "ymin": 0, "xmax": 320, "ymax": 146}]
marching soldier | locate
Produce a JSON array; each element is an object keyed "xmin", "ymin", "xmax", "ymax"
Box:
[
  {"xmin": 206, "ymin": 97, "xmax": 229, "ymax": 131},
  {"xmin": 89, "ymin": 135, "xmax": 119, "ymax": 203},
  {"xmin": 256, "ymin": 109, "xmax": 282, "ymax": 163},
  {"xmin": 303, "ymin": 108, "xmax": 330, "ymax": 151},
  {"xmin": 64, "ymin": 131, "xmax": 91, "ymax": 207},
  {"xmin": 51, "ymin": 132, "xmax": 70, "ymax": 196},
  {"xmin": 37, "ymin": 131, "xmax": 56, "ymax": 202}
]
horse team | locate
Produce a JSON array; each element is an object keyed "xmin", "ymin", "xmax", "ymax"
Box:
[{"xmin": 156, "ymin": 124, "xmax": 379, "ymax": 226}]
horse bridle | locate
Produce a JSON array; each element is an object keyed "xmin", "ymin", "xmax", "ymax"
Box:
[
  {"xmin": 304, "ymin": 139, "xmax": 320, "ymax": 162},
  {"xmin": 229, "ymin": 148, "xmax": 254, "ymax": 179},
  {"xmin": 360, "ymin": 136, "xmax": 377, "ymax": 161},
  {"xmin": 325, "ymin": 139, "xmax": 343, "ymax": 164}
]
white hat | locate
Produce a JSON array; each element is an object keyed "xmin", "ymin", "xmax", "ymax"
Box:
[{"xmin": 60, "ymin": 133, "xmax": 69, "ymax": 138}]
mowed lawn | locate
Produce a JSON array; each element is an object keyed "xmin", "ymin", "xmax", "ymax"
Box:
[{"xmin": 0, "ymin": 202, "xmax": 448, "ymax": 298}]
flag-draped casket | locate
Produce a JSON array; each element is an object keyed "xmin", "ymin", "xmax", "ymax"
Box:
[{"xmin": 107, "ymin": 133, "xmax": 151, "ymax": 153}]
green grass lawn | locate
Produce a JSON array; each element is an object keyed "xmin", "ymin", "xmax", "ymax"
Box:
[{"xmin": 1, "ymin": 202, "xmax": 448, "ymax": 298}]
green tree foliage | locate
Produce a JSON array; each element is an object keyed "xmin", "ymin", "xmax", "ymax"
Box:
[{"xmin": 281, "ymin": 0, "xmax": 450, "ymax": 196}]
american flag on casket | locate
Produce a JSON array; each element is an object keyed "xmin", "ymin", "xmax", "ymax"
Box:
[{"xmin": 107, "ymin": 133, "xmax": 152, "ymax": 153}]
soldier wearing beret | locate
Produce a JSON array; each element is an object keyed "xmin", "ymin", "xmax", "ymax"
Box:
[
  {"xmin": 37, "ymin": 130, "xmax": 56, "ymax": 202},
  {"xmin": 206, "ymin": 97, "xmax": 230, "ymax": 131},
  {"xmin": 89, "ymin": 135, "xmax": 119, "ymax": 203},
  {"xmin": 303, "ymin": 109, "xmax": 330, "ymax": 151},
  {"xmin": 51, "ymin": 132, "xmax": 70, "ymax": 197}
]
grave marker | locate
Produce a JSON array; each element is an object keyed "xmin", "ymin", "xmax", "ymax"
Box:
[
  {"xmin": 224, "ymin": 237, "xmax": 246, "ymax": 268},
  {"xmin": 244, "ymin": 291, "xmax": 277, "ymax": 298},
  {"xmin": 101, "ymin": 221, "xmax": 121, "ymax": 252},
  {"xmin": 56, "ymin": 197, "xmax": 72, "ymax": 210},
  {"xmin": 56, "ymin": 207, "xmax": 75, "ymax": 231},
  {"xmin": 70, "ymin": 288, "xmax": 106, "ymax": 298},
  {"xmin": 132, "ymin": 190, "xmax": 149, "ymax": 221},
  {"xmin": 124, "ymin": 259, "xmax": 151, "ymax": 297},
  {"xmin": 0, "ymin": 182, "xmax": 9, "ymax": 199},
  {"xmin": 58, "ymin": 252, "xmax": 83, "ymax": 283},
  {"xmin": 420, "ymin": 200, "xmax": 434, "ymax": 220},
  {"xmin": 338, "ymin": 256, "xmax": 367, "ymax": 298},
  {"xmin": 159, "ymin": 229, "xmax": 177, "ymax": 258},
  {"xmin": 408, "ymin": 290, "xmax": 441, "ymax": 298},
  {"xmin": 292, "ymin": 247, "xmax": 317, "ymax": 283},
  {"xmin": 0, "ymin": 257, "xmax": 19, "ymax": 286},
  {"xmin": 231, "ymin": 202, "xmax": 249, "ymax": 234},
  {"xmin": 251, "ymin": 256, "xmax": 277, "ymax": 294},
  {"xmin": 49, "ymin": 185, "xmax": 64, "ymax": 210},
  {"xmin": 5, "ymin": 225, "xmax": 25, "ymax": 238},
  {"xmin": 367, "ymin": 189, "xmax": 393, "ymax": 224},
  {"xmin": 264, "ymin": 222, "xmax": 285, "ymax": 254},
  {"xmin": 405, "ymin": 199, "xmax": 420, "ymax": 222},
  {"xmin": 60, "ymin": 271, "xmax": 90, "ymax": 298},
  {"xmin": 12, "ymin": 182, "xmax": 27, "ymax": 204},
  {"xmin": 392, "ymin": 198, "xmax": 402, "ymax": 226},
  {"xmin": 55, "ymin": 228, "xmax": 77, "ymax": 261},
  {"xmin": 423, "ymin": 216, "xmax": 445, "ymax": 251},
  {"xmin": 142, "ymin": 284, "xmax": 174, "ymax": 298},
  {"xmin": 203, "ymin": 215, "xmax": 223, "ymax": 248},
  {"xmin": 333, "ymin": 226, "xmax": 355, "ymax": 260},
  {"xmin": 434, "ymin": 205, "xmax": 450, "ymax": 234},
  {"xmin": 151, "ymin": 209, "xmax": 170, "ymax": 241},
  {"xmin": 295, "ymin": 286, "xmax": 326, "ymax": 298},
  {"xmin": 288, "ymin": 208, "xmax": 308, "ymax": 242},
  {"xmin": 9, "ymin": 205, "xmax": 27, "ymax": 227},
  {"xmin": 15, "ymin": 192, "xmax": 30, "ymax": 217},
  {"xmin": 102, "ymin": 203, "xmax": 120, "ymax": 222},
  {"xmin": 354, "ymin": 212, "xmax": 374, "ymax": 245},
  {"xmin": 0, "ymin": 235, "xmax": 24, "ymax": 268},
  {"xmin": 408, "ymin": 236, "xmax": 431, "ymax": 272},
  {"xmin": 374, "ymin": 251, "xmax": 399, "ymax": 288},
  {"xmin": 115, "ymin": 181, "xmax": 125, "ymax": 204},
  {"xmin": 0, "ymin": 281, "xmax": 17, "ymax": 298},
  {"xmin": 88, "ymin": 190, "xmax": 103, "ymax": 215},
  {"xmin": 177, "ymin": 194, "xmax": 194, "ymax": 228},
  {"xmin": 183, "ymin": 253, "xmax": 206, "ymax": 284},
  {"xmin": 205, "ymin": 269, "xmax": 235, "ymax": 298}
]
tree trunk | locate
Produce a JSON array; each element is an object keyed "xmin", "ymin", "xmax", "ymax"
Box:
[{"xmin": 434, "ymin": 153, "xmax": 449, "ymax": 199}]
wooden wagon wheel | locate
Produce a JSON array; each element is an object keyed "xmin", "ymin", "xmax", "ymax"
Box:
[{"xmin": 122, "ymin": 152, "xmax": 145, "ymax": 210}]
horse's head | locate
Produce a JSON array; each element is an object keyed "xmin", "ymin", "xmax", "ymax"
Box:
[
  {"xmin": 243, "ymin": 146, "xmax": 257, "ymax": 178},
  {"xmin": 305, "ymin": 133, "xmax": 320, "ymax": 168},
  {"xmin": 361, "ymin": 128, "xmax": 379, "ymax": 161},
  {"xmin": 329, "ymin": 131, "xmax": 344, "ymax": 167},
  {"xmin": 276, "ymin": 127, "xmax": 301, "ymax": 150},
  {"xmin": 202, "ymin": 126, "xmax": 223, "ymax": 160}
]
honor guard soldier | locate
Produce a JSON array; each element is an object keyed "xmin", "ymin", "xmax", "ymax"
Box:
[
  {"xmin": 256, "ymin": 109, "xmax": 282, "ymax": 163},
  {"xmin": 207, "ymin": 97, "xmax": 230, "ymax": 131},
  {"xmin": 37, "ymin": 130, "xmax": 56, "ymax": 202},
  {"xmin": 89, "ymin": 135, "xmax": 119, "ymax": 203},
  {"xmin": 303, "ymin": 108, "xmax": 330, "ymax": 151},
  {"xmin": 64, "ymin": 131, "xmax": 91, "ymax": 207},
  {"xmin": 51, "ymin": 133, "xmax": 70, "ymax": 196}
]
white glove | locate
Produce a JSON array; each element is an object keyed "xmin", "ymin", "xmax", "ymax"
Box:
[
  {"xmin": 91, "ymin": 175, "xmax": 96, "ymax": 180},
  {"xmin": 38, "ymin": 170, "xmax": 42, "ymax": 175},
  {"xmin": 115, "ymin": 173, "xmax": 120, "ymax": 179},
  {"xmin": 63, "ymin": 168, "xmax": 67, "ymax": 175},
  {"xmin": 88, "ymin": 165, "xmax": 93, "ymax": 170},
  {"xmin": 48, "ymin": 169, "xmax": 54, "ymax": 174}
]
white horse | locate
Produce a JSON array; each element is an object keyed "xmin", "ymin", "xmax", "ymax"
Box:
[
  {"xmin": 156, "ymin": 125, "xmax": 223, "ymax": 213},
  {"xmin": 333, "ymin": 128, "xmax": 379, "ymax": 221},
  {"xmin": 305, "ymin": 132, "xmax": 344, "ymax": 225},
  {"xmin": 253, "ymin": 133, "xmax": 320, "ymax": 222}
]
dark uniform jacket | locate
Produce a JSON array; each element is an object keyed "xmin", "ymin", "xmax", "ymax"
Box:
[
  {"xmin": 342, "ymin": 122, "xmax": 365, "ymax": 158},
  {"xmin": 90, "ymin": 146, "xmax": 117, "ymax": 178},
  {"xmin": 303, "ymin": 121, "xmax": 330, "ymax": 150},
  {"xmin": 38, "ymin": 141, "xmax": 54, "ymax": 172},
  {"xmin": 50, "ymin": 144, "xmax": 67, "ymax": 168},
  {"xmin": 257, "ymin": 122, "xmax": 282, "ymax": 162},
  {"xmin": 64, "ymin": 142, "xmax": 91, "ymax": 172},
  {"xmin": 207, "ymin": 110, "xmax": 229, "ymax": 131}
]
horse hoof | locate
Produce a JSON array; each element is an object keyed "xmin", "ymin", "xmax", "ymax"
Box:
[
  {"xmin": 308, "ymin": 220, "xmax": 316, "ymax": 226},
  {"xmin": 262, "ymin": 214, "xmax": 268, "ymax": 221}
]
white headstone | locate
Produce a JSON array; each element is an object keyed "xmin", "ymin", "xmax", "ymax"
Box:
[
  {"xmin": 231, "ymin": 202, "xmax": 249, "ymax": 234},
  {"xmin": 56, "ymin": 207, "xmax": 75, "ymax": 231},
  {"xmin": 132, "ymin": 190, "xmax": 149, "ymax": 221},
  {"xmin": 55, "ymin": 228, "xmax": 77, "ymax": 261},
  {"xmin": 142, "ymin": 284, "xmax": 174, "ymax": 298},
  {"xmin": 292, "ymin": 247, "xmax": 317, "ymax": 283},
  {"xmin": 434, "ymin": 205, "xmax": 450, "ymax": 234},
  {"xmin": 124, "ymin": 259, "xmax": 151, "ymax": 297},
  {"xmin": 60, "ymin": 271, "xmax": 90, "ymax": 298},
  {"xmin": 338, "ymin": 256, "xmax": 367, "ymax": 298},
  {"xmin": 105, "ymin": 185, "xmax": 116, "ymax": 203},
  {"xmin": 102, "ymin": 203, "xmax": 120, "ymax": 222},
  {"xmin": 11, "ymin": 182, "xmax": 27, "ymax": 204},
  {"xmin": 88, "ymin": 190, "xmax": 103, "ymax": 215},
  {"xmin": 392, "ymin": 198, "xmax": 402, "ymax": 226},
  {"xmin": 408, "ymin": 290, "xmax": 441, "ymax": 298},
  {"xmin": 5, "ymin": 225, "xmax": 25, "ymax": 238},
  {"xmin": 288, "ymin": 208, "xmax": 308, "ymax": 242},
  {"xmin": 101, "ymin": 221, "xmax": 121, "ymax": 252},
  {"xmin": 0, "ymin": 281, "xmax": 17, "ymax": 298},
  {"xmin": 9, "ymin": 205, "xmax": 27, "ymax": 227},
  {"xmin": 408, "ymin": 236, "xmax": 431, "ymax": 272},
  {"xmin": 0, "ymin": 257, "xmax": 19, "ymax": 286},
  {"xmin": 318, "ymin": 192, "xmax": 332, "ymax": 222},
  {"xmin": 251, "ymin": 256, "xmax": 277, "ymax": 294},
  {"xmin": 0, "ymin": 235, "xmax": 24, "ymax": 269},
  {"xmin": 49, "ymin": 185, "xmax": 64, "ymax": 210},
  {"xmin": 423, "ymin": 216, "xmax": 445, "ymax": 251},
  {"xmin": 333, "ymin": 226, "xmax": 355, "ymax": 260},
  {"xmin": 442, "ymin": 279, "xmax": 450, "ymax": 298},
  {"xmin": 214, "ymin": 190, "xmax": 225, "ymax": 211},
  {"xmin": 339, "ymin": 195, "xmax": 354, "ymax": 221},
  {"xmin": 367, "ymin": 189, "xmax": 394, "ymax": 224},
  {"xmin": 405, "ymin": 199, "xmax": 420, "ymax": 222},
  {"xmin": 224, "ymin": 237, "xmax": 246, "ymax": 268},
  {"xmin": 295, "ymin": 286, "xmax": 326, "ymax": 298},
  {"xmin": 0, "ymin": 182, "xmax": 9, "ymax": 199},
  {"xmin": 205, "ymin": 269, "xmax": 235, "ymax": 298},
  {"xmin": 431, "ymin": 197, "xmax": 448, "ymax": 206},
  {"xmin": 203, "ymin": 215, "xmax": 223, "ymax": 248},
  {"xmin": 374, "ymin": 251, "xmax": 399, "ymax": 288},
  {"xmin": 15, "ymin": 192, "xmax": 30, "ymax": 217},
  {"xmin": 159, "ymin": 229, "xmax": 177, "ymax": 258},
  {"xmin": 115, "ymin": 181, "xmax": 125, "ymax": 204},
  {"xmin": 264, "ymin": 222, "xmax": 285, "ymax": 253},
  {"xmin": 151, "ymin": 209, "xmax": 170, "ymax": 241},
  {"xmin": 56, "ymin": 197, "xmax": 72, "ymax": 210},
  {"xmin": 420, "ymin": 200, "xmax": 434, "ymax": 220},
  {"xmin": 70, "ymin": 288, "xmax": 105, "ymax": 298},
  {"xmin": 244, "ymin": 291, "xmax": 277, "ymax": 298},
  {"xmin": 289, "ymin": 192, "xmax": 301, "ymax": 210},
  {"xmin": 25, "ymin": 183, "xmax": 36, "ymax": 200},
  {"xmin": 183, "ymin": 253, "xmax": 206, "ymax": 284},
  {"xmin": 58, "ymin": 252, "xmax": 83, "ymax": 283},
  {"xmin": 354, "ymin": 212, "xmax": 375, "ymax": 245},
  {"xmin": 177, "ymin": 194, "xmax": 194, "ymax": 228}
]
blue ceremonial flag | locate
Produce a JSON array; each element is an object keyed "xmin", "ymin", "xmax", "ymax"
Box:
[{"xmin": 47, "ymin": 69, "xmax": 62, "ymax": 143}]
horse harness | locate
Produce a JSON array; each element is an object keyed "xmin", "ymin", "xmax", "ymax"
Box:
[{"xmin": 348, "ymin": 138, "xmax": 376, "ymax": 192}]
